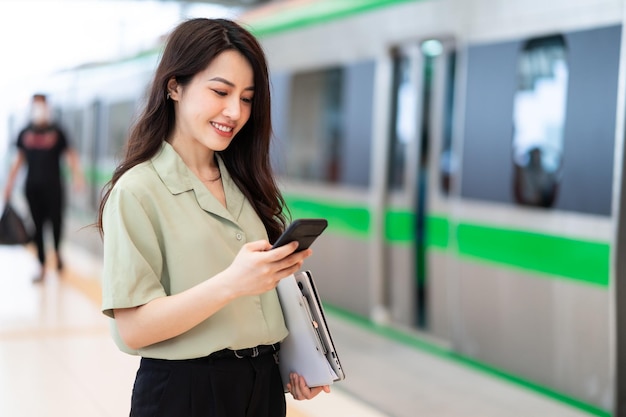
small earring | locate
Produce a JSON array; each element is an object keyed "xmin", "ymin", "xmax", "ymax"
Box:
[{"xmin": 167, "ymin": 93, "xmax": 171, "ymax": 99}]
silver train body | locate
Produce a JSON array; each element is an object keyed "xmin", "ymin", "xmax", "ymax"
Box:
[{"xmin": 15, "ymin": 0, "xmax": 626, "ymax": 414}]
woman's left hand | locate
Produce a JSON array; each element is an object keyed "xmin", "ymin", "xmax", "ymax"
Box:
[{"xmin": 286, "ymin": 373, "xmax": 331, "ymax": 400}]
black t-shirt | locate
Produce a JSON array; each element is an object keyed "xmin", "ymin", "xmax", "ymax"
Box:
[{"xmin": 16, "ymin": 123, "xmax": 69, "ymax": 187}]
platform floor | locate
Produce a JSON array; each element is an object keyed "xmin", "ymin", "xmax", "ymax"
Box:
[{"xmin": 0, "ymin": 242, "xmax": 600, "ymax": 417}]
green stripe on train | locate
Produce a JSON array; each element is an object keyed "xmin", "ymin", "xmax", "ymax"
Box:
[
  {"xmin": 246, "ymin": 0, "xmax": 421, "ymax": 37},
  {"xmin": 285, "ymin": 195, "xmax": 610, "ymax": 287},
  {"xmin": 284, "ymin": 195, "xmax": 370, "ymax": 238},
  {"xmin": 456, "ymin": 223, "xmax": 609, "ymax": 287}
]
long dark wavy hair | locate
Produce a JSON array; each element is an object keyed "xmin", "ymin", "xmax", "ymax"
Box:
[{"xmin": 96, "ymin": 18, "xmax": 288, "ymax": 242}]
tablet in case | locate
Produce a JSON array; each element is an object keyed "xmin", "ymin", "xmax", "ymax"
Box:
[{"xmin": 276, "ymin": 270, "xmax": 345, "ymax": 390}]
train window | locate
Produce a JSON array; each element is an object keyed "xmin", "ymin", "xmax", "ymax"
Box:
[
  {"xmin": 284, "ymin": 62, "xmax": 374, "ymax": 186},
  {"xmin": 390, "ymin": 40, "xmax": 457, "ymax": 195},
  {"xmin": 285, "ymin": 68, "xmax": 343, "ymax": 183},
  {"xmin": 59, "ymin": 108, "xmax": 84, "ymax": 154},
  {"xmin": 438, "ymin": 48, "xmax": 457, "ymax": 195},
  {"xmin": 462, "ymin": 26, "xmax": 618, "ymax": 215},
  {"xmin": 389, "ymin": 52, "xmax": 413, "ymax": 189},
  {"xmin": 512, "ymin": 35, "xmax": 567, "ymax": 208},
  {"xmin": 107, "ymin": 100, "xmax": 137, "ymax": 158}
]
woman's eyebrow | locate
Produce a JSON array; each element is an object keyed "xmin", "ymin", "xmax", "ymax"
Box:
[{"xmin": 209, "ymin": 77, "xmax": 254, "ymax": 91}]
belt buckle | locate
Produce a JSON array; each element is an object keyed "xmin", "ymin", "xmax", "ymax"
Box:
[{"xmin": 233, "ymin": 346, "xmax": 259, "ymax": 359}]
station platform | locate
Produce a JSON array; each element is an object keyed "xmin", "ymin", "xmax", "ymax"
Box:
[{"xmin": 0, "ymin": 241, "xmax": 601, "ymax": 417}]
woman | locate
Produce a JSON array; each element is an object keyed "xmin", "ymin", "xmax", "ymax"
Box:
[{"xmin": 96, "ymin": 18, "xmax": 329, "ymax": 417}]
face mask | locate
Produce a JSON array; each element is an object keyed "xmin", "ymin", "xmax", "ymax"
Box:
[{"xmin": 31, "ymin": 103, "xmax": 49, "ymax": 124}]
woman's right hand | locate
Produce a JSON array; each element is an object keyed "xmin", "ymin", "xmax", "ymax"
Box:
[{"xmin": 225, "ymin": 240, "xmax": 312, "ymax": 296}]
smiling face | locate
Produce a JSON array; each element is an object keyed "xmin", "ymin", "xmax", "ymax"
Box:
[{"xmin": 168, "ymin": 49, "xmax": 254, "ymax": 153}]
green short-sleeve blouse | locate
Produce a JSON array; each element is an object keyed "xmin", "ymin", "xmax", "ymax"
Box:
[{"xmin": 101, "ymin": 141, "xmax": 288, "ymax": 360}]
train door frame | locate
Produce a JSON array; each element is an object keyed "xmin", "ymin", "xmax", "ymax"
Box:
[
  {"xmin": 368, "ymin": 41, "xmax": 425, "ymax": 326},
  {"xmin": 369, "ymin": 49, "xmax": 394, "ymax": 325},
  {"xmin": 369, "ymin": 36, "xmax": 457, "ymax": 333},
  {"xmin": 421, "ymin": 37, "xmax": 457, "ymax": 339},
  {"xmin": 87, "ymin": 99, "xmax": 103, "ymax": 212},
  {"xmin": 388, "ymin": 43, "xmax": 424, "ymax": 328},
  {"xmin": 611, "ymin": 11, "xmax": 626, "ymax": 415}
]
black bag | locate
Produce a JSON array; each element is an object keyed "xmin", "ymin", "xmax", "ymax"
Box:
[{"xmin": 0, "ymin": 201, "xmax": 32, "ymax": 245}]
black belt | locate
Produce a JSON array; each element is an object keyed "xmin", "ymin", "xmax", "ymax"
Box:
[{"xmin": 209, "ymin": 343, "xmax": 280, "ymax": 360}]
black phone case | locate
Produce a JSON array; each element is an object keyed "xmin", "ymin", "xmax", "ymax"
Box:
[{"xmin": 272, "ymin": 218, "xmax": 328, "ymax": 252}]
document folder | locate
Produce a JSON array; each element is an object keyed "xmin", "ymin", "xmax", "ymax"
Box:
[{"xmin": 276, "ymin": 270, "xmax": 345, "ymax": 390}]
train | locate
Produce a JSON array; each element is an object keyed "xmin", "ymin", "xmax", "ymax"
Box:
[{"xmin": 7, "ymin": 0, "xmax": 626, "ymax": 415}]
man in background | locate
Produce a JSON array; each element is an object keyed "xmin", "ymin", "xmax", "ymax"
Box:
[{"xmin": 3, "ymin": 93, "xmax": 84, "ymax": 282}]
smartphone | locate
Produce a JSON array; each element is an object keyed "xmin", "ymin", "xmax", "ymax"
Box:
[{"xmin": 272, "ymin": 218, "xmax": 328, "ymax": 252}]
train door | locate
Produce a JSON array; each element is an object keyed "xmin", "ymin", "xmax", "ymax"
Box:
[{"xmin": 384, "ymin": 38, "xmax": 457, "ymax": 336}]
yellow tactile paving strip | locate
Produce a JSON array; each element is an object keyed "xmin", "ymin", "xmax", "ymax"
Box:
[{"xmin": 61, "ymin": 265, "xmax": 102, "ymax": 305}]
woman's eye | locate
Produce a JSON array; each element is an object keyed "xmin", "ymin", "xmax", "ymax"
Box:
[
  {"xmin": 242, "ymin": 97, "xmax": 253, "ymax": 104},
  {"xmin": 212, "ymin": 89, "xmax": 227, "ymax": 97}
]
